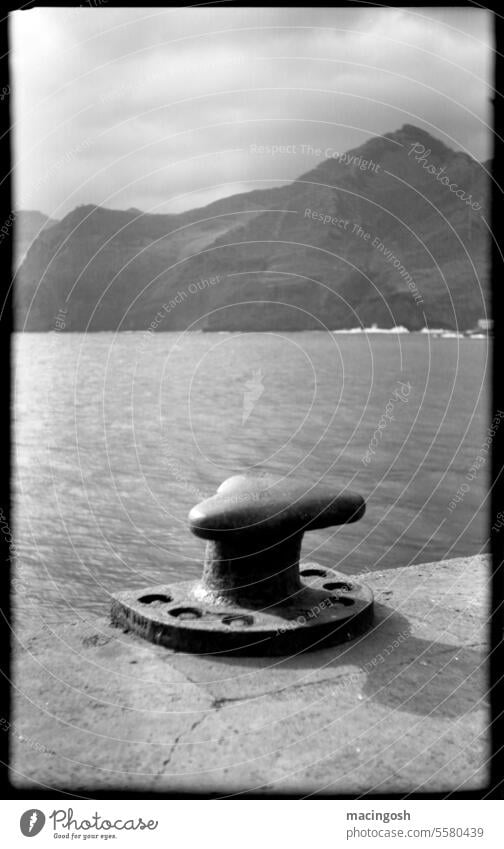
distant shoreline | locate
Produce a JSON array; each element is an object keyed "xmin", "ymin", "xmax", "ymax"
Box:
[{"xmin": 15, "ymin": 328, "xmax": 491, "ymax": 337}]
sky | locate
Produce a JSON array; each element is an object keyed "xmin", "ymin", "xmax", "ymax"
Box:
[{"xmin": 10, "ymin": 6, "xmax": 494, "ymax": 219}]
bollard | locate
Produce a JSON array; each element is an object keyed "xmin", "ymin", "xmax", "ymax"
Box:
[{"xmin": 111, "ymin": 473, "xmax": 374, "ymax": 655}]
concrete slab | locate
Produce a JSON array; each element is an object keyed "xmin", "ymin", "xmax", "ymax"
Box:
[{"xmin": 10, "ymin": 555, "xmax": 490, "ymax": 794}]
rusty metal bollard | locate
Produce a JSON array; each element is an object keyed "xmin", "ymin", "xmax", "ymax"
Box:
[{"xmin": 111, "ymin": 473, "xmax": 373, "ymax": 655}]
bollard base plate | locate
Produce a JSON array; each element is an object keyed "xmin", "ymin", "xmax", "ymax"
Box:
[{"xmin": 110, "ymin": 565, "xmax": 374, "ymax": 656}]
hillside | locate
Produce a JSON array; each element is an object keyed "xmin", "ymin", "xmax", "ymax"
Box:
[
  {"xmin": 14, "ymin": 210, "xmax": 58, "ymax": 270},
  {"xmin": 15, "ymin": 125, "xmax": 490, "ymax": 331}
]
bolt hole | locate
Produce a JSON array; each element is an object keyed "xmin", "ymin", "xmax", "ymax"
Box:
[
  {"xmin": 221, "ymin": 614, "xmax": 254, "ymax": 627},
  {"xmin": 328, "ymin": 595, "xmax": 355, "ymax": 606},
  {"xmin": 169, "ymin": 607, "xmax": 202, "ymax": 620},
  {"xmin": 300, "ymin": 568, "xmax": 327, "ymax": 578},
  {"xmin": 138, "ymin": 594, "xmax": 172, "ymax": 605},
  {"xmin": 323, "ymin": 582, "xmax": 353, "ymax": 592}
]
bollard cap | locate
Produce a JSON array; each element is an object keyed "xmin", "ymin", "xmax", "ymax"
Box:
[{"xmin": 188, "ymin": 473, "xmax": 365, "ymax": 541}]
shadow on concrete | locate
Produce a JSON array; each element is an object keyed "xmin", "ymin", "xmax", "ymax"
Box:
[
  {"xmin": 197, "ymin": 602, "xmax": 487, "ymax": 719},
  {"xmin": 360, "ymin": 605, "xmax": 487, "ymax": 718}
]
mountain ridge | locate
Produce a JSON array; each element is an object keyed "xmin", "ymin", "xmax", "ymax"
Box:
[{"xmin": 15, "ymin": 125, "xmax": 490, "ymax": 331}]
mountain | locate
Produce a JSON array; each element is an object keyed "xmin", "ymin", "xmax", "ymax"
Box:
[
  {"xmin": 15, "ymin": 126, "xmax": 490, "ymax": 331},
  {"xmin": 14, "ymin": 210, "xmax": 58, "ymax": 270}
]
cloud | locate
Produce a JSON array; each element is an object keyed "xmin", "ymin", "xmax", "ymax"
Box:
[{"xmin": 10, "ymin": 6, "xmax": 493, "ymax": 217}]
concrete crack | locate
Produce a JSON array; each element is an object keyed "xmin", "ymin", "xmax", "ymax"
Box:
[{"xmin": 161, "ymin": 714, "xmax": 207, "ymax": 771}]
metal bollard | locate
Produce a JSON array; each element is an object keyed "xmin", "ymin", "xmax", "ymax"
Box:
[{"xmin": 111, "ymin": 473, "xmax": 374, "ymax": 655}]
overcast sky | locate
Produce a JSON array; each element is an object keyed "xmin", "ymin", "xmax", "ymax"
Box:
[{"xmin": 10, "ymin": 6, "xmax": 493, "ymax": 219}]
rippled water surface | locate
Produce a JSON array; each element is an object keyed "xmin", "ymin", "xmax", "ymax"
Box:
[{"xmin": 13, "ymin": 331, "xmax": 490, "ymax": 622}]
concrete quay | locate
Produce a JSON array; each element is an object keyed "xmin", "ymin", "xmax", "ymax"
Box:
[{"xmin": 10, "ymin": 555, "xmax": 490, "ymax": 795}]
